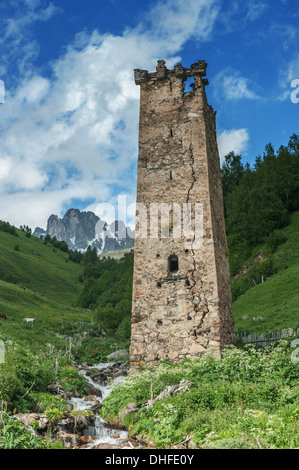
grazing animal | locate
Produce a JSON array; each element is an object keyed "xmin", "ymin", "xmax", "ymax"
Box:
[{"xmin": 0, "ymin": 314, "xmax": 7, "ymax": 320}]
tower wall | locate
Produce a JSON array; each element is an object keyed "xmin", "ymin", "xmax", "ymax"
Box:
[{"xmin": 130, "ymin": 60, "xmax": 235, "ymax": 370}]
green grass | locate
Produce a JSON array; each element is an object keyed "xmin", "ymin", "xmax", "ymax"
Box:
[
  {"xmin": 233, "ymin": 210, "xmax": 299, "ymax": 334},
  {"xmin": 274, "ymin": 211, "xmax": 299, "ymax": 268},
  {"xmin": 233, "ymin": 264, "xmax": 299, "ymax": 334},
  {"xmin": 0, "ymin": 280, "xmax": 90, "ymax": 322},
  {"xmin": 0, "ymin": 228, "xmax": 93, "ymax": 323},
  {"xmin": 0, "ymin": 229, "xmax": 82, "ymax": 306}
]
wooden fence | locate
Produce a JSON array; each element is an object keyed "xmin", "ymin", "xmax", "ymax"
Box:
[{"xmin": 235, "ymin": 328, "xmax": 299, "ymax": 348}]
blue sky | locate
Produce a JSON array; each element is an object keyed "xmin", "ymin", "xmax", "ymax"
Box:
[{"xmin": 0, "ymin": 0, "xmax": 298, "ymax": 230}]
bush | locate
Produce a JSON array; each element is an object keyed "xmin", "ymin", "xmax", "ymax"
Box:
[
  {"xmin": 0, "ymin": 221, "xmax": 18, "ymax": 236},
  {"xmin": 44, "ymin": 408, "xmax": 64, "ymax": 423},
  {"xmin": 58, "ymin": 367, "xmax": 88, "ymax": 396},
  {"xmin": 29, "ymin": 392, "xmax": 68, "ymax": 413},
  {"xmin": 0, "ymin": 371, "xmax": 20, "ymax": 403},
  {"xmin": 267, "ymin": 231, "xmax": 287, "ymax": 254},
  {"xmin": 115, "ymin": 316, "xmax": 131, "ymax": 341},
  {"xmin": 231, "ymin": 256, "xmax": 277, "ymax": 301},
  {"xmin": 74, "ymin": 335, "xmax": 117, "ymax": 364}
]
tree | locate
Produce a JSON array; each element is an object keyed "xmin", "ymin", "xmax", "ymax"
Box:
[{"xmin": 221, "ymin": 152, "xmax": 244, "ymax": 198}]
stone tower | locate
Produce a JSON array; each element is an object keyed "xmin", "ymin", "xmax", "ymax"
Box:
[{"xmin": 130, "ymin": 60, "xmax": 235, "ymax": 370}]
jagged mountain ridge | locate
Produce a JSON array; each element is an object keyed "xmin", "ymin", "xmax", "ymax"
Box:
[{"xmin": 33, "ymin": 208, "xmax": 134, "ymax": 254}]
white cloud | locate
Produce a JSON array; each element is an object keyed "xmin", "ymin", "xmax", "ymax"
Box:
[
  {"xmin": 214, "ymin": 67, "xmax": 260, "ymax": 101},
  {"xmin": 0, "ymin": 0, "xmax": 220, "ymax": 230},
  {"xmin": 146, "ymin": 0, "xmax": 220, "ymax": 51},
  {"xmin": 4, "ymin": 4, "xmax": 57, "ymax": 39},
  {"xmin": 217, "ymin": 129, "xmax": 249, "ymax": 162},
  {"xmin": 0, "ymin": 157, "xmax": 12, "ymax": 181},
  {"xmin": 15, "ymin": 76, "xmax": 50, "ymax": 104}
]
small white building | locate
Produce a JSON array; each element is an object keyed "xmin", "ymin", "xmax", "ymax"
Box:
[{"xmin": 23, "ymin": 318, "xmax": 35, "ymax": 323}]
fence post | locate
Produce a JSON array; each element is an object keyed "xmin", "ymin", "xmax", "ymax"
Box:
[{"xmin": 239, "ymin": 327, "xmax": 299, "ymax": 348}]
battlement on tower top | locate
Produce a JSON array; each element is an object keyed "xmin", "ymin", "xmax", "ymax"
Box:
[{"xmin": 134, "ymin": 60, "xmax": 209, "ymax": 86}]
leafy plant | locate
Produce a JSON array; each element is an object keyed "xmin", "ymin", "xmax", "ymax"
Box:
[
  {"xmin": 29, "ymin": 392, "xmax": 68, "ymax": 413},
  {"xmin": 58, "ymin": 366, "xmax": 88, "ymax": 396},
  {"xmin": 0, "ymin": 416, "xmax": 47, "ymax": 449},
  {"xmin": 44, "ymin": 408, "xmax": 64, "ymax": 423}
]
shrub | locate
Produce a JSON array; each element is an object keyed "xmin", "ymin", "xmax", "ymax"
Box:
[
  {"xmin": 58, "ymin": 366, "xmax": 88, "ymax": 396},
  {"xmin": 0, "ymin": 371, "xmax": 21, "ymax": 403},
  {"xmin": 29, "ymin": 392, "xmax": 68, "ymax": 413},
  {"xmin": 267, "ymin": 231, "xmax": 287, "ymax": 254},
  {"xmin": 44, "ymin": 408, "xmax": 64, "ymax": 423}
]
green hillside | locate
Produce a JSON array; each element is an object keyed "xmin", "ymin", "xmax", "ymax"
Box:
[
  {"xmin": 0, "ymin": 227, "xmax": 90, "ymax": 322},
  {"xmin": 99, "ymin": 247, "xmax": 132, "ymax": 260},
  {"xmin": 233, "ymin": 211, "xmax": 299, "ymax": 334}
]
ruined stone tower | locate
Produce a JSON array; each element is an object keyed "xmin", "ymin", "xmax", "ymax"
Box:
[{"xmin": 130, "ymin": 60, "xmax": 235, "ymax": 370}]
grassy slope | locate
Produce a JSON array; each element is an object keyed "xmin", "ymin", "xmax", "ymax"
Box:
[
  {"xmin": 99, "ymin": 248, "xmax": 133, "ymax": 260},
  {"xmin": 0, "ymin": 229, "xmax": 90, "ymax": 322},
  {"xmin": 233, "ymin": 211, "xmax": 299, "ymax": 334}
]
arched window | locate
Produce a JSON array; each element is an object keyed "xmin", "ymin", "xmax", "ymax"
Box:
[{"xmin": 168, "ymin": 254, "xmax": 178, "ymax": 273}]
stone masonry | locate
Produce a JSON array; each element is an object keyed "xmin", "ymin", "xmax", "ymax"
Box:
[{"xmin": 130, "ymin": 60, "xmax": 235, "ymax": 370}]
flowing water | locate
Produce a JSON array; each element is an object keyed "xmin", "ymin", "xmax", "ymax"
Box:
[{"xmin": 70, "ymin": 362, "xmax": 128, "ymax": 448}]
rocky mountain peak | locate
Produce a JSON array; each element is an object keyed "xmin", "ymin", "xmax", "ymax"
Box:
[{"xmin": 34, "ymin": 209, "xmax": 134, "ymax": 254}]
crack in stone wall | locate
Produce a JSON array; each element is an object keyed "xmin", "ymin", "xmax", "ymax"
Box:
[{"xmin": 185, "ymin": 137, "xmax": 211, "ymax": 350}]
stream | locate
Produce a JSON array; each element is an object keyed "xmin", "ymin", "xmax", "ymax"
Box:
[{"xmin": 69, "ymin": 362, "xmax": 128, "ymax": 448}]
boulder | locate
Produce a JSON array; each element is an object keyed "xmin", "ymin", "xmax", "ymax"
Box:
[
  {"xmin": 86, "ymin": 385, "xmax": 102, "ymax": 398},
  {"xmin": 67, "ymin": 403, "xmax": 73, "ymax": 412},
  {"xmin": 90, "ymin": 403, "xmax": 102, "ymax": 413},
  {"xmin": 16, "ymin": 413, "xmax": 38, "ymax": 427},
  {"xmin": 57, "ymin": 431, "xmax": 81, "ymax": 446},
  {"xmin": 81, "ymin": 362, "xmax": 91, "ymax": 368},
  {"xmin": 94, "ymin": 443, "xmax": 122, "ymax": 449},
  {"xmin": 80, "ymin": 435, "xmax": 93, "ymax": 444},
  {"xmin": 106, "ymin": 349, "xmax": 129, "ymax": 360},
  {"xmin": 84, "ymin": 395, "xmax": 99, "ymax": 402},
  {"xmin": 38, "ymin": 415, "xmax": 49, "ymax": 430}
]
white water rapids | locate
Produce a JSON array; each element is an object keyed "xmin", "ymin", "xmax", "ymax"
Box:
[{"xmin": 70, "ymin": 362, "xmax": 128, "ymax": 448}]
